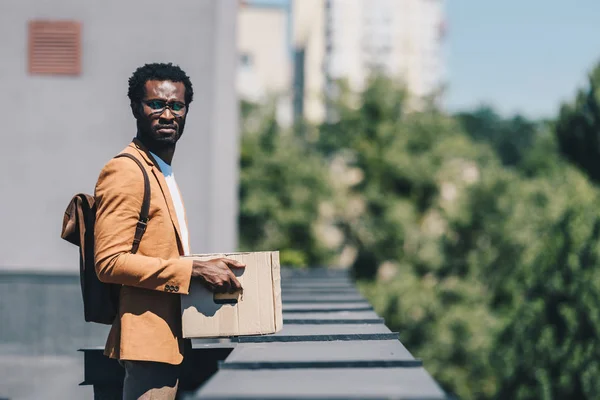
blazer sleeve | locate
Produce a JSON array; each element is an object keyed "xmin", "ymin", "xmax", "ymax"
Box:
[{"xmin": 93, "ymin": 157, "xmax": 193, "ymax": 294}]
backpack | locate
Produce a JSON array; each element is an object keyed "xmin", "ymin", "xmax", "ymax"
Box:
[{"xmin": 60, "ymin": 153, "xmax": 151, "ymax": 324}]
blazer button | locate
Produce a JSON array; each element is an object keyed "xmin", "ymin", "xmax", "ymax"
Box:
[
  {"xmin": 174, "ymin": 286, "xmax": 179, "ymax": 292},
  {"xmin": 166, "ymin": 285, "xmax": 171, "ymax": 292}
]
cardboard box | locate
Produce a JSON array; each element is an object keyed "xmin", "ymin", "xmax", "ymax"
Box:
[{"xmin": 180, "ymin": 251, "xmax": 283, "ymax": 338}]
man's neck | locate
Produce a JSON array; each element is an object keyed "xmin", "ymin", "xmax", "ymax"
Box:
[{"xmin": 136, "ymin": 135, "xmax": 175, "ymax": 165}]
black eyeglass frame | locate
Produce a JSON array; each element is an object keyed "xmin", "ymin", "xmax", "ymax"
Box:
[{"xmin": 141, "ymin": 99, "xmax": 188, "ymax": 116}]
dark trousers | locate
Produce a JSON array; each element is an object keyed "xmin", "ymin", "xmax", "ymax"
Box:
[{"xmin": 121, "ymin": 360, "xmax": 180, "ymax": 400}]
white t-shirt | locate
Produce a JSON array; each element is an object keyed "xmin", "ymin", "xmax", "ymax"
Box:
[{"xmin": 150, "ymin": 152, "xmax": 190, "ymax": 256}]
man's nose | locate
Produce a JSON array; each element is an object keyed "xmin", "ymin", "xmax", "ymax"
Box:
[{"xmin": 159, "ymin": 107, "xmax": 175, "ymax": 121}]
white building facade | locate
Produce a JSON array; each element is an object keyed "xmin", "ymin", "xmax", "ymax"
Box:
[
  {"xmin": 237, "ymin": 0, "xmax": 446, "ymax": 124},
  {"xmin": 324, "ymin": 0, "xmax": 446, "ymax": 99}
]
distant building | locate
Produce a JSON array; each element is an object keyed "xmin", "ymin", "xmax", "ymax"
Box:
[
  {"xmin": 292, "ymin": 0, "xmax": 327, "ymax": 124},
  {"xmin": 0, "ymin": 0, "xmax": 240, "ymax": 271},
  {"xmin": 237, "ymin": 0, "xmax": 327, "ymax": 125},
  {"xmin": 324, "ymin": 0, "xmax": 446, "ymax": 101},
  {"xmin": 237, "ymin": 0, "xmax": 294, "ymax": 126},
  {"xmin": 237, "ymin": 0, "xmax": 446, "ymax": 123}
]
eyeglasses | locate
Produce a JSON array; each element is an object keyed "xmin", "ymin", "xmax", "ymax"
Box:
[{"xmin": 142, "ymin": 99, "xmax": 187, "ymax": 116}]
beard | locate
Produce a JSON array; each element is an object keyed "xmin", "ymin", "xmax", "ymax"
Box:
[{"xmin": 138, "ymin": 120, "xmax": 185, "ymax": 149}]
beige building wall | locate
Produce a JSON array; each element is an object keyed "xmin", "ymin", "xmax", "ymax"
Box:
[
  {"xmin": 391, "ymin": 0, "xmax": 445, "ymax": 98},
  {"xmin": 293, "ymin": 0, "xmax": 326, "ymax": 123},
  {"xmin": 326, "ymin": 0, "xmax": 365, "ymax": 92},
  {"xmin": 237, "ymin": 6, "xmax": 291, "ymax": 102}
]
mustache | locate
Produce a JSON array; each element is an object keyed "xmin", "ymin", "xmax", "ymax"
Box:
[{"xmin": 155, "ymin": 124, "xmax": 177, "ymax": 130}]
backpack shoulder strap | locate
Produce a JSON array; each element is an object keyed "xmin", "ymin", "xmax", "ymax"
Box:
[{"xmin": 114, "ymin": 153, "xmax": 151, "ymax": 254}]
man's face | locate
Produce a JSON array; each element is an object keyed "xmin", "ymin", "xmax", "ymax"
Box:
[{"xmin": 135, "ymin": 80, "xmax": 187, "ymax": 147}]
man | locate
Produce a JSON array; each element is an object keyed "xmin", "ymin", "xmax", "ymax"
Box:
[{"xmin": 94, "ymin": 62, "xmax": 244, "ymax": 400}]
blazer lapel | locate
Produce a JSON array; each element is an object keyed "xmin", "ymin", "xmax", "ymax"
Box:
[{"xmin": 129, "ymin": 140, "xmax": 184, "ymax": 254}]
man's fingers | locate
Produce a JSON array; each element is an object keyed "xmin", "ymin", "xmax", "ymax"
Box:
[
  {"xmin": 222, "ymin": 258, "xmax": 246, "ymax": 268},
  {"xmin": 229, "ymin": 274, "xmax": 243, "ymax": 293},
  {"xmin": 214, "ymin": 279, "xmax": 231, "ymax": 294}
]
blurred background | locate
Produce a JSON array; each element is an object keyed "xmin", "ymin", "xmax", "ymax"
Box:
[{"xmin": 2, "ymin": 0, "xmax": 600, "ymax": 398}]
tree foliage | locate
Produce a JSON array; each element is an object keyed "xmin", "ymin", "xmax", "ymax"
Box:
[
  {"xmin": 555, "ymin": 62, "xmax": 600, "ymax": 183},
  {"xmin": 456, "ymin": 106, "xmax": 539, "ymax": 168},
  {"xmin": 238, "ymin": 61, "xmax": 600, "ymax": 399},
  {"xmin": 238, "ymin": 101, "xmax": 334, "ymax": 267}
]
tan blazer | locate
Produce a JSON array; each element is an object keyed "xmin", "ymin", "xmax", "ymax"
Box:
[{"xmin": 94, "ymin": 139, "xmax": 193, "ymax": 365}]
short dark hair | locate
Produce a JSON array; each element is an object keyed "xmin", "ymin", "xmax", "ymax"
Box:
[{"xmin": 127, "ymin": 62, "xmax": 194, "ymax": 105}]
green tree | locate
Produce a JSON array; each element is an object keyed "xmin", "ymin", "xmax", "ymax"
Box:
[
  {"xmin": 319, "ymin": 74, "xmax": 600, "ymax": 399},
  {"xmin": 455, "ymin": 106, "xmax": 539, "ymax": 168},
  {"xmin": 238, "ymin": 101, "xmax": 334, "ymax": 267},
  {"xmin": 238, "ymin": 68, "xmax": 600, "ymax": 400},
  {"xmin": 319, "ymin": 76, "xmax": 502, "ymax": 398},
  {"xmin": 318, "ymin": 76, "xmax": 496, "ymax": 279},
  {"xmin": 489, "ymin": 167, "xmax": 600, "ymax": 400},
  {"xmin": 555, "ymin": 61, "xmax": 600, "ymax": 183},
  {"xmin": 440, "ymin": 151, "xmax": 600, "ymax": 400}
]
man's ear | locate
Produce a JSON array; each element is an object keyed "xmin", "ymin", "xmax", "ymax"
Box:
[{"xmin": 130, "ymin": 102, "xmax": 141, "ymax": 119}]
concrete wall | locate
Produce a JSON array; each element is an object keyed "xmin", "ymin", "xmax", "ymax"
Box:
[
  {"xmin": 0, "ymin": 271, "xmax": 109, "ymax": 355},
  {"xmin": 0, "ymin": 0, "xmax": 240, "ymax": 271}
]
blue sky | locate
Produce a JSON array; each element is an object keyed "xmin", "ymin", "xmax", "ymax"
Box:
[
  {"xmin": 249, "ymin": 0, "xmax": 600, "ymax": 118},
  {"xmin": 447, "ymin": 0, "xmax": 600, "ymax": 118}
]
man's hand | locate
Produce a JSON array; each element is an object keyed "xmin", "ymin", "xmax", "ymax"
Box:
[{"xmin": 191, "ymin": 258, "xmax": 246, "ymax": 293}]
